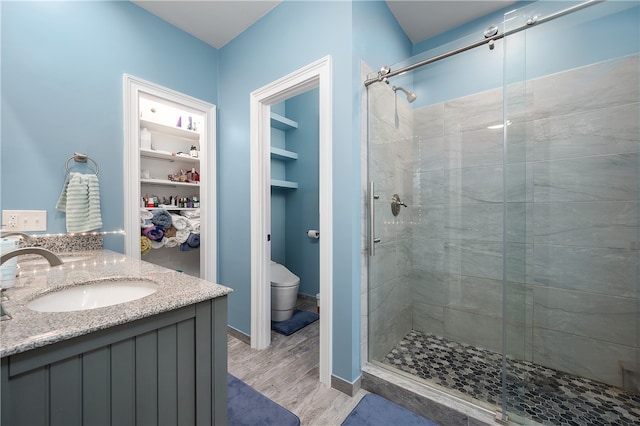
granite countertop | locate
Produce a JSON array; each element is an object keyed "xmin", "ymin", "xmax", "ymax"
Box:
[{"xmin": 0, "ymin": 249, "xmax": 232, "ymax": 358}]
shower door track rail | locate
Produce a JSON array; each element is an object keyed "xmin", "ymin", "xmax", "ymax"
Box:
[{"xmin": 363, "ymin": 0, "xmax": 603, "ymax": 87}]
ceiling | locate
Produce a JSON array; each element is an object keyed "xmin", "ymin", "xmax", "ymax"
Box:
[{"xmin": 132, "ymin": 1, "xmax": 519, "ymax": 49}]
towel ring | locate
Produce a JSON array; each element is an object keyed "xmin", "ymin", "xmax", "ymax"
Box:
[{"xmin": 65, "ymin": 152, "xmax": 99, "ymax": 175}]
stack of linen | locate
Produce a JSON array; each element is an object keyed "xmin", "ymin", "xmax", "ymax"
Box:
[{"xmin": 140, "ymin": 208, "xmax": 201, "ymax": 254}]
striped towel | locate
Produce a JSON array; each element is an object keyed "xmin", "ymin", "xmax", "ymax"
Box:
[{"xmin": 56, "ymin": 172, "xmax": 103, "ymax": 233}]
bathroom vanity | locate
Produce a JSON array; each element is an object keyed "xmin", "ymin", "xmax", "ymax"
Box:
[{"xmin": 0, "ymin": 249, "xmax": 232, "ymax": 425}]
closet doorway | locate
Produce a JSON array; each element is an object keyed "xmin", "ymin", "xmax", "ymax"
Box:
[
  {"xmin": 123, "ymin": 75, "xmax": 217, "ymax": 282},
  {"xmin": 250, "ymin": 56, "xmax": 333, "ymax": 385}
]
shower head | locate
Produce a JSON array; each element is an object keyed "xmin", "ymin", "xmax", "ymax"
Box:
[{"xmin": 392, "ymin": 85, "xmax": 417, "ymax": 103}]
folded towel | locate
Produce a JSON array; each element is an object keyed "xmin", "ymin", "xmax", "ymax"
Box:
[
  {"xmin": 150, "ymin": 238, "xmax": 165, "ymax": 249},
  {"xmin": 152, "ymin": 209, "xmax": 172, "ymax": 228},
  {"xmin": 56, "ymin": 172, "xmax": 103, "ymax": 233},
  {"xmin": 142, "ymin": 226, "xmax": 164, "ymax": 241},
  {"xmin": 170, "ymin": 214, "xmax": 188, "ymax": 230},
  {"xmin": 164, "ymin": 237, "xmax": 179, "ymax": 248},
  {"xmin": 164, "ymin": 225, "xmax": 177, "ymax": 238},
  {"xmin": 187, "ymin": 218, "xmax": 200, "ymax": 234},
  {"xmin": 175, "ymin": 229, "xmax": 190, "ymax": 244},
  {"xmin": 180, "ymin": 209, "xmax": 200, "ymax": 219},
  {"xmin": 140, "ymin": 209, "xmax": 154, "ymax": 227},
  {"xmin": 140, "ymin": 236, "xmax": 151, "ymax": 255},
  {"xmin": 180, "ymin": 233, "xmax": 200, "ymax": 251}
]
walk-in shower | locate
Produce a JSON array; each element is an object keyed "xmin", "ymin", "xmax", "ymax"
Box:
[{"xmin": 365, "ymin": 1, "xmax": 640, "ymax": 424}]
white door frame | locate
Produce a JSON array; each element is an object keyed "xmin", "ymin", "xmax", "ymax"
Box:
[
  {"xmin": 123, "ymin": 74, "xmax": 217, "ymax": 282},
  {"xmin": 250, "ymin": 56, "xmax": 333, "ymax": 385}
]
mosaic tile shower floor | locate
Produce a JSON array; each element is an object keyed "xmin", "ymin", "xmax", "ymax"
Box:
[{"xmin": 382, "ymin": 330, "xmax": 640, "ymax": 425}]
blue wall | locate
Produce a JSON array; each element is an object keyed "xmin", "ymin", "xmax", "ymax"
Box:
[
  {"xmin": 218, "ymin": 0, "xmax": 363, "ymax": 382},
  {"xmin": 409, "ymin": 1, "xmax": 639, "ymax": 107},
  {"xmin": 285, "ymin": 89, "xmax": 319, "ymax": 297},
  {"xmin": 1, "ymin": 1, "xmax": 218, "ymax": 250}
]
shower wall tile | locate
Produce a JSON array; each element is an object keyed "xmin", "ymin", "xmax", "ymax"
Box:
[
  {"xmin": 445, "ymin": 204, "xmax": 503, "ymax": 242},
  {"xmin": 533, "ymin": 201, "xmax": 638, "ymax": 249},
  {"xmin": 442, "ymin": 309, "xmax": 503, "ymax": 355},
  {"xmin": 369, "ymin": 240, "xmax": 398, "ymax": 290},
  {"xmin": 533, "ymin": 153, "xmax": 638, "ymax": 202},
  {"xmin": 443, "ymin": 88, "xmax": 503, "ymax": 135},
  {"xmin": 506, "ymin": 202, "xmax": 531, "ymax": 245},
  {"xmin": 446, "ymin": 277, "xmax": 532, "ymax": 326},
  {"xmin": 416, "ymin": 136, "xmax": 445, "ymax": 173},
  {"xmin": 533, "ymin": 245, "xmax": 638, "ymax": 298},
  {"xmin": 369, "ymin": 276, "xmax": 413, "ymax": 360},
  {"xmin": 528, "ymin": 55, "xmax": 639, "ymax": 121},
  {"xmin": 533, "ymin": 286, "xmax": 638, "ymax": 347},
  {"xmin": 412, "ymin": 302, "xmax": 444, "ymax": 337},
  {"xmin": 443, "ymin": 308, "xmax": 531, "ymax": 359},
  {"xmin": 413, "ymin": 205, "xmax": 445, "ymax": 239},
  {"xmin": 532, "ymin": 102, "xmax": 639, "ymax": 162},
  {"xmin": 445, "ymin": 128, "xmax": 503, "ymax": 170},
  {"xmin": 412, "ymin": 236, "xmax": 447, "ymax": 273},
  {"xmin": 414, "ymin": 103, "xmax": 444, "ymax": 139},
  {"xmin": 409, "ymin": 269, "xmax": 449, "ymax": 308},
  {"xmin": 504, "ymin": 119, "xmax": 532, "ymax": 165},
  {"xmin": 446, "ymin": 165, "xmax": 502, "ymax": 204},
  {"xmin": 449, "ymin": 241, "xmax": 529, "ymax": 284},
  {"xmin": 532, "ymin": 328, "xmax": 637, "ymax": 388},
  {"xmin": 414, "ymin": 169, "xmax": 445, "ymax": 206}
]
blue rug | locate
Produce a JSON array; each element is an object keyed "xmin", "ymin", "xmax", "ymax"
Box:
[
  {"xmin": 271, "ymin": 309, "xmax": 319, "ymax": 336},
  {"xmin": 341, "ymin": 394, "xmax": 439, "ymax": 426},
  {"xmin": 228, "ymin": 374, "xmax": 300, "ymax": 426}
]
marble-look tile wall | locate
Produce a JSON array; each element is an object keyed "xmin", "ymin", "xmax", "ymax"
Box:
[
  {"xmin": 367, "ymin": 78, "xmax": 417, "ymax": 360},
  {"xmin": 419, "ymin": 54, "xmax": 638, "ymax": 387},
  {"xmin": 369, "ymin": 54, "xmax": 639, "ymax": 389}
]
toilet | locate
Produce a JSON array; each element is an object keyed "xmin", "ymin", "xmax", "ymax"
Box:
[{"xmin": 271, "ymin": 261, "xmax": 300, "ymax": 322}]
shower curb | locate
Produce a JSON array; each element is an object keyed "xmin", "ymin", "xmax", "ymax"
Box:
[{"xmin": 361, "ymin": 364, "xmax": 495, "ymax": 426}]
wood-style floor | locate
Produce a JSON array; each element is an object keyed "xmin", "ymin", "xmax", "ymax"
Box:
[{"xmin": 227, "ymin": 298, "xmax": 369, "ymax": 425}]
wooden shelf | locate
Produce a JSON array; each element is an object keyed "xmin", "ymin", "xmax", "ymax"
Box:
[
  {"xmin": 270, "ymin": 147, "xmax": 298, "ymax": 161},
  {"xmin": 140, "ymin": 118, "xmax": 200, "ymax": 141},
  {"xmin": 140, "ymin": 148, "xmax": 200, "ymax": 163},
  {"xmin": 270, "ymin": 113, "xmax": 298, "ymax": 131},
  {"xmin": 270, "ymin": 179, "xmax": 298, "ymax": 189},
  {"xmin": 141, "ymin": 178, "xmax": 200, "ymax": 188}
]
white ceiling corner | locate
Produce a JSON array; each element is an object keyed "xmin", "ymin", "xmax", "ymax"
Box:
[{"xmin": 132, "ymin": 0, "xmax": 519, "ymax": 49}]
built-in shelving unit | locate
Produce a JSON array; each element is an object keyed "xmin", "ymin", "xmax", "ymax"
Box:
[
  {"xmin": 270, "ymin": 179, "xmax": 299, "ymax": 189},
  {"xmin": 270, "ymin": 112, "xmax": 298, "ymax": 190},
  {"xmin": 140, "ymin": 148, "xmax": 199, "ymax": 163},
  {"xmin": 270, "ymin": 112, "xmax": 298, "ymax": 131},
  {"xmin": 270, "ymin": 147, "xmax": 298, "ymax": 161}
]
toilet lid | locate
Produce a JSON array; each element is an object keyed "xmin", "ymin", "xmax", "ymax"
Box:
[{"xmin": 271, "ymin": 262, "xmax": 300, "ymax": 287}]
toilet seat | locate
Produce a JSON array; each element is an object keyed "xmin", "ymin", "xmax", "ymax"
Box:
[{"xmin": 271, "ymin": 261, "xmax": 300, "ymax": 287}]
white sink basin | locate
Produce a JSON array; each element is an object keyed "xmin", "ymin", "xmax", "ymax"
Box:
[{"xmin": 27, "ymin": 279, "xmax": 158, "ymax": 312}]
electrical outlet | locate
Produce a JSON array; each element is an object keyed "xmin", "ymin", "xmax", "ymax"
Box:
[{"xmin": 2, "ymin": 210, "xmax": 47, "ymax": 232}]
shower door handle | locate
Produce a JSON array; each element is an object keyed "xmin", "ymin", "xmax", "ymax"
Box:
[{"xmin": 369, "ymin": 181, "xmax": 380, "ymax": 256}]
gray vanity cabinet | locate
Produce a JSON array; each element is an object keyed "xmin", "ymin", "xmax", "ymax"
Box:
[{"xmin": 1, "ymin": 296, "xmax": 227, "ymax": 425}]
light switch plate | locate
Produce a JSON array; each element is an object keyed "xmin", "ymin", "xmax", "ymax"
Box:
[{"xmin": 2, "ymin": 210, "xmax": 47, "ymax": 232}]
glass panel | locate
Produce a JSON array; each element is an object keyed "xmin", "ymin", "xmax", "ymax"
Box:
[{"xmin": 503, "ymin": 1, "xmax": 640, "ymax": 423}]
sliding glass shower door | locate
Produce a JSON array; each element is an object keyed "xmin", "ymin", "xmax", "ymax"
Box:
[{"xmin": 367, "ymin": 1, "xmax": 640, "ymax": 424}]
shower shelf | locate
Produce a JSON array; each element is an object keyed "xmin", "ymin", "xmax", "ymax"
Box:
[
  {"xmin": 270, "ymin": 113, "xmax": 298, "ymax": 131},
  {"xmin": 270, "ymin": 179, "xmax": 298, "ymax": 189},
  {"xmin": 270, "ymin": 147, "xmax": 298, "ymax": 161}
]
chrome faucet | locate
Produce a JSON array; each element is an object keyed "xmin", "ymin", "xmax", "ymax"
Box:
[
  {"xmin": 1, "ymin": 232, "xmax": 32, "ymax": 243},
  {"xmin": 1, "ymin": 247, "xmax": 64, "ymax": 267}
]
